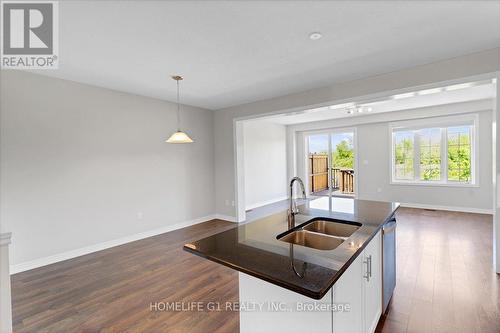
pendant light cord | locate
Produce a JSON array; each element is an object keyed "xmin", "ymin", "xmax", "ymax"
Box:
[{"xmin": 176, "ymin": 79, "xmax": 181, "ymax": 131}]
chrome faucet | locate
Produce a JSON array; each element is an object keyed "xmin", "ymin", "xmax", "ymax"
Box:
[{"xmin": 288, "ymin": 177, "xmax": 306, "ymax": 230}]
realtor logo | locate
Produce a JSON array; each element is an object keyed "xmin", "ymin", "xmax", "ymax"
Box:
[{"xmin": 1, "ymin": 1, "xmax": 58, "ymax": 69}]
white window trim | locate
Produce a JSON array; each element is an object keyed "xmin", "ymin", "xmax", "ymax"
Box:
[{"xmin": 389, "ymin": 114, "xmax": 479, "ymax": 187}]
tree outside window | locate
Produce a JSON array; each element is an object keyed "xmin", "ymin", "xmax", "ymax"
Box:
[
  {"xmin": 394, "ymin": 131, "xmax": 414, "ymax": 180},
  {"xmin": 447, "ymin": 126, "xmax": 471, "ymax": 182},
  {"xmin": 332, "ymin": 136, "xmax": 354, "ymax": 169}
]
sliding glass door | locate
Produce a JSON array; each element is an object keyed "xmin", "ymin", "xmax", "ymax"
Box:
[{"xmin": 307, "ymin": 131, "xmax": 356, "ymax": 197}]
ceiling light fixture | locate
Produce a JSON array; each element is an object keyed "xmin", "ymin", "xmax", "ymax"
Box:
[
  {"xmin": 166, "ymin": 76, "xmax": 194, "ymax": 144},
  {"xmin": 329, "ymin": 102, "xmax": 355, "ymax": 110},
  {"xmin": 309, "ymin": 32, "xmax": 322, "ymax": 40},
  {"xmin": 391, "ymin": 92, "xmax": 416, "ymax": 100},
  {"xmin": 444, "ymin": 82, "xmax": 474, "ymax": 91},
  {"xmin": 418, "ymin": 87, "xmax": 443, "ymax": 95}
]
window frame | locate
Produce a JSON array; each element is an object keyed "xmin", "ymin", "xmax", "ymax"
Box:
[
  {"xmin": 389, "ymin": 114, "xmax": 478, "ymax": 187},
  {"xmin": 392, "ymin": 131, "xmax": 415, "ymax": 181}
]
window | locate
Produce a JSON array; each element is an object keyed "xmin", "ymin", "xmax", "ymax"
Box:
[
  {"xmin": 419, "ymin": 128, "xmax": 441, "ymax": 181},
  {"xmin": 391, "ymin": 118, "xmax": 476, "ymax": 185},
  {"xmin": 394, "ymin": 131, "xmax": 414, "ymax": 180},
  {"xmin": 447, "ymin": 126, "xmax": 473, "ymax": 182}
]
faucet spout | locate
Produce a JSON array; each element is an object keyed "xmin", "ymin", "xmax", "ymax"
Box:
[{"xmin": 288, "ymin": 177, "xmax": 306, "ymax": 230}]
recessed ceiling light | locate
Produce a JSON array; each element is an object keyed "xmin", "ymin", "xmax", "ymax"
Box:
[
  {"xmin": 444, "ymin": 82, "xmax": 474, "ymax": 91},
  {"xmin": 306, "ymin": 106, "xmax": 329, "ymax": 113},
  {"xmin": 418, "ymin": 87, "xmax": 443, "ymax": 95},
  {"xmin": 329, "ymin": 102, "xmax": 354, "ymax": 110},
  {"xmin": 392, "ymin": 92, "xmax": 416, "ymax": 100},
  {"xmin": 309, "ymin": 32, "xmax": 322, "ymax": 40},
  {"xmin": 357, "ymin": 106, "xmax": 373, "ymax": 113}
]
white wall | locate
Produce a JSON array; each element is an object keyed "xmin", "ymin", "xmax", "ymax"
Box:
[
  {"xmin": 290, "ymin": 101, "xmax": 493, "ymax": 213},
  {"xmin": 215, "ymin": 48, "xmax": 500, "ymax": 219},
  {"xmin": 243, "ymin": 121, "xmax": 287, "ymax": 210},
  {"xmin": 0, "ymin": 71, "xmax": 215, "ymax": 271}
]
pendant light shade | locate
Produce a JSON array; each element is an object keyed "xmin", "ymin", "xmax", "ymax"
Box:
[
  {"xmin": 166, "ymin": 75, "xmax": 194, "ymax": 144},
  {"xmin": 166, "ymin": 130, "xmax": 194, "ymax": 143}
]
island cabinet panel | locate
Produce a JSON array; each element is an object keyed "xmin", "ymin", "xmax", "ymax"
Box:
[
  {"xmin": 332, "ymin": 253, "xmax": 364, "ymax": 333},
  {"xmin": 239, "ymin": 272, "xmax": 333, "ymax": 333},
  {"xmin": 238, "ymin": 230, "xmax": 383, "ymax": 333},
  {"xmin": 363, "ymin": 230, "xmax": 382, "ymax": 333},
  {"xmin": 332, "ymin": 230, "xmax": 382, "ymax": 333}
]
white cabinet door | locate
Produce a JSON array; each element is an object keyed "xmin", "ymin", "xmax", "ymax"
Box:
[
  {"xmin": 333, "ymin": 253, "xmax": 363, "ymax": 333},
  {"xmin": 363, "ymin": 230, "xmax": 382, "ymax": 333},
  {"xmin": 239, "ymin": 272, "xmax": 333, "ymax": 333}
]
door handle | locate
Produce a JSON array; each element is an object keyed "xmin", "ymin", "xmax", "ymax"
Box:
[{"xmin": 368, "ymin": 255, "xmax": 372, "ymax": 278}]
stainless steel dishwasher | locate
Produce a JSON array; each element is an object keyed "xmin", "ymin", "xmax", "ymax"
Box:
[{"xmin": 382, "ymin": 216, "xmax": 396, "ymax": 314}]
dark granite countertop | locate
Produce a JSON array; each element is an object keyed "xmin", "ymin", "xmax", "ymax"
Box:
[{"xmin": 184, "ymin": 197, "xmax": 399, "ymax": 299}]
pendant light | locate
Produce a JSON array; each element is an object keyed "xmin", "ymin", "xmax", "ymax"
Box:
[{"xmin": 166, "ymin": 75, "xmax": 194, "ymax": 143}]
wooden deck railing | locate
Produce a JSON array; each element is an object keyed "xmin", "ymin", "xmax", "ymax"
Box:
[{"xmin": 332, "ymin": 168, "xmax": 355, "ymax": 194}]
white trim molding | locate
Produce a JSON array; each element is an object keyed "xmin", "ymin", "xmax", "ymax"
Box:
[
  {"xmin": 10, "ymin": 215, "xmax": 218, "ymax": 274},
  {"xmin": 400, "ymin": 202, "xmax": 493, "ymax": 215}
]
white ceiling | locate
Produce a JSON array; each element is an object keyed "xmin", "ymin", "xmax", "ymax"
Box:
[
  {"xmin": 260, "ymin": 82, "xmax": 496, "ymax": 125},
  {"xmin": 34, "ymin": 1, "xmax": 500, "ymax": 110}
]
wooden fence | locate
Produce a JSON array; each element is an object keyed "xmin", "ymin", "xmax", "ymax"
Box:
[
  {"xmin": 309, "ymin": 154, "xmax": 355, "ymax": 194},
  {"xmin": 309, "ymin": 154, "xmax": 329, "ymax": 193}
]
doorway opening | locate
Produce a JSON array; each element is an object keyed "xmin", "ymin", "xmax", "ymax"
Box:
[{"xmin": 307, "ymin": 131, "xmax": 356, "ymax": 197}]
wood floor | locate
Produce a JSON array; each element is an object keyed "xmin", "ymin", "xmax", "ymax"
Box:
[
  {"xmin": 11, "ymin": 220, "xmax": 239, "ymax": 333},
  {"xmin": 11, "ymin": 208, "xmax": 500, "ymax": 333},
  {"xmin": 377, "ymin": 208, "xmax": 499, "ymax": 333}
]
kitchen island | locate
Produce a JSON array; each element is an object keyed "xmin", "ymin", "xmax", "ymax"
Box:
[{"xmin": 184, "ymin": 197, "xmax": 399, "ymax": 333}]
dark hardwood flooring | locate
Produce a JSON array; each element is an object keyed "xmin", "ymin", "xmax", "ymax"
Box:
[
  {"xmin": 12, "ymin": 208, "xmax": 500, "ymax": 332},
  {"xmin": 11, "ymin": 220, "xmax": 239, "ymax": 333}
]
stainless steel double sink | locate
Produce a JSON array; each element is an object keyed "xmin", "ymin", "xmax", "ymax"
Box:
[{"xmin": 277, "ymin": 218, "xmax": 361, "ymax": 250}]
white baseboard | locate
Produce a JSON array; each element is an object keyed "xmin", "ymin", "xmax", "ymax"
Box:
[
  {"xmin": 245, "ymin": 196, "xmax": 288, "ymax": 211},
  {"xmin": 399, "ymin": 202, "xmax": 493, "ymax": 215},
  {"xmin": 10, "ymin": 214, "xmax": 217, "ymax": 275},
  {"xmin": 214, "ymin": 214, "xmax": 238, "ymax": 222}
]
